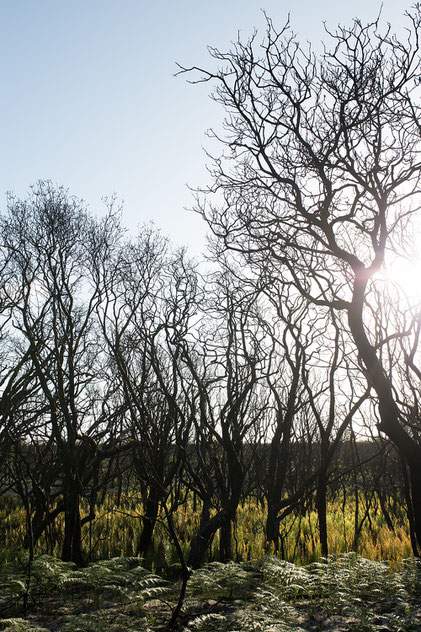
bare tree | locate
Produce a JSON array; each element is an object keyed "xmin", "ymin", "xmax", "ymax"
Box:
[
  {"xmin": 96, "ymin": 228, "xmax": 199, "ymax": 559},
  {"xmin": 1, "ymin": 182, "xmax": 126, "ymax": 564},
  {"xmin": 179, "ymin": 270, "xmax": 269, "ymax": 568},
  {"xmin": 181, "ymin": 8, "xmax": 421, "ymax": 551}
]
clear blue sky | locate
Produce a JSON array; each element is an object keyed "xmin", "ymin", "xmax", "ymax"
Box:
[{"xmin": 0, "ymin": 0, "xmax": 408, "ymax": 257}]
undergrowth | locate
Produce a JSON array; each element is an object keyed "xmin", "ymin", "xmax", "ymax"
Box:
[
  {"xmin": 184, "ymin": 554, "xmax": 421, "ymax": 632},
  {"xmin": 0, "ymin": 493, "xmax": 412, "ymax": 567},
  {"xmin": 0, "ymin": 554, "xmax": 420, "ymax": 631},
  {"xmin": 0, "ymin": 555, "xmax": 168, "ymax": 631}
]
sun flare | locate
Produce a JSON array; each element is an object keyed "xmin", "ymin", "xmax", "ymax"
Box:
[{"xmin": 383, "ymin": 255, "xmax": 421, "ymax": 304}]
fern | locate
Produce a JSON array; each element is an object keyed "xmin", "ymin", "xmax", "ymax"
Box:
[
  {"xmin": 182, "ymin": 613, "xmax": 227, "ymax": 631},
  {"xmin": 69, "ymin": 557, "xmax": 170, "ymax": 603},
  {"xmin": 2, "ymin": 554, "xmax": 420, "ymax": 631},
  {"xmin": 183, "ymin": 554, "xmax": 421, "ymax": 632},
  {"xmin": 60, "ymin": 610, "xmax": 153, "ymax": 632},
  {"xmin": 31, "ymin": 556, "xmax": 76, "ymax": 596},
  {"xmin": 0, "ymin": 620, "xmax": 49, "ymax": 632},
  {"xmin": 0, "ymin": 561, "xmax": 29, "ymax": 602},
  {"xmin": 188, "ymin": 560, "xmax": 260, "ymax": 600},
  {"xmin": 0, "ymin": 555, "xmax": 170, "ymax": 627}
]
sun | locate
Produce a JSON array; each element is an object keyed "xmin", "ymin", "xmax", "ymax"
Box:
[{"xmin": 383, "ymin": 254, "xmax": 421, "ymax": 305}]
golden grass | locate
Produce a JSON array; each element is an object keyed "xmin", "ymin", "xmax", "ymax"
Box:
[{"xmin": 0, "ymin": 493, "xmax": 412, "ymax": 567}]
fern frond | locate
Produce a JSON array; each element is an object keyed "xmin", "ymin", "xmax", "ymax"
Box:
[{"xmin": 0, "ymin": 619, "xmax": 49, "ymax": 632}]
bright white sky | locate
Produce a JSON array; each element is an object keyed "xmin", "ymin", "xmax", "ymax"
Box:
[{"xmin": 0, "ymin": 0, "xmax": 408, "ymax": 259}]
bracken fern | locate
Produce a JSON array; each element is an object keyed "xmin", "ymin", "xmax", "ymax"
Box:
[
  {"xmin": 0, "ymin": 619, "xmax": 49, "ymax": 632},
  {"xmin": 182, "ymin": 554, "xmax": 421, "ymax": 632}
]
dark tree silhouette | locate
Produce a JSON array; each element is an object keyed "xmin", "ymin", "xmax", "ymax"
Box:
[
  {"xmin": 174, "ymin": 269, "xmax": 268, "ymax": 568},
  {"xmin": 1, "ymin": 183, "xmax": 127, "ymax": 564},
  {"xmin": 96, "ymin": 228, "xmax": 199, "ymax": 559},
  {"xmin": 181, "ymin": 8, "xmax": 421, "ymax": 551}
]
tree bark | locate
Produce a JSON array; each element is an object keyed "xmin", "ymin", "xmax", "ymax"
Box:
[
  {"xmin": 219, "ymin": 519, "xmax": 232, "ymax": 562},
  {"xmin": 137, "ymin": 491, "xmax": 161, "ymax": 557},
  {"xmin": 266, "ymin": 508, "xmax": 280, "ymax": 552},
  {"xmin": 62, "ymin": 479, "xmax": 84, "ymax": 566},
  {"xmin": 316, "ymin": 468, "xmax": 328, "ymax": 557},
  {"xmin": 188, "ymin": 504, "xmax": 225, "ymax": 569},
  {"xmin": 409, "ymin": 464, "xmax": 421, "ymax": 556}
]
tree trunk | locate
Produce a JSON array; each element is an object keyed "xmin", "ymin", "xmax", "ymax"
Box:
[
  {"xmin": 409, "ymin": 464, "xmax": 421, "ymax": 556},
  {"xmin": 188, "ymin": 503, "xmax": 225, "ymax": 569},
  {"xmin": 137, "ymin": 493, "xmax": 160, "ymax": 557},
  {"xmin": 353, "ymin": 478, "xmax": 360, "ymax": 551},
  {"xmin": 264, "ymin": 369, "xmax": 300, "ymax": 550},
  {"xmin": 316, "ymin": 469, "xmax": 328, "ymax": 557},
  {"xmin": 30, "ymin": 503, "xmax": 63, "ymax": 548},
  {"xmin": 348, "ymin": 279, "xmax": 421, "ymax": 551},
  {"xmin": 163, "ymin": 504, "xmax": 191, "ymax": 629},
  {"xmin": 62, "ymin": 481, "xmax": 83, "ymax": 566},
  {"xmin": 266, "ymin": 503, "xmax": 280, "ymax": 551},
  {"xmin": 219, "ymin": 519, "xmax": 232, "ymax": 562}
]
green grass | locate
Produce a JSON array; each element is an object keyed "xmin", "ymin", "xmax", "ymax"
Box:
[{"xmin": 0, "ymin": 492, "xmax": 412, "ymax": 569}]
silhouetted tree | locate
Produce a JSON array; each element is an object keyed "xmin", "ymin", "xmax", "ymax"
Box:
[
  {"xmin": 1, "ymin": 182, "xmax": 127, "ymax": 564},
  {"xmin": 96, "ymin": 228, "xmax": 199, "ymax": 559},
  {"xmin": 182, "ymin": 8, "xmax": 421, "ymax": 552},
  {"xmin": 181, "ymin": 270, "xmax": 268, "ymax": 567}
]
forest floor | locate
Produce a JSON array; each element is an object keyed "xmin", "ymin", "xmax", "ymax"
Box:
[{"xmin": 0, "ymin": 554, "xmax": 420, "ymax": 632}]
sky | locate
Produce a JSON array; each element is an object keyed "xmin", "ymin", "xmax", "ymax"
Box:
[{"xmin": 0, "ymin": 0, "xmax": 409, "ymax": 258}]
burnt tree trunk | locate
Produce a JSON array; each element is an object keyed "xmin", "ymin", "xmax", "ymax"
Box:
[
  {"xmin": 348, "ymin": 273, "xmax": 421, "ymax": 553},
  {"xmin": 409, "ymin": 464, "xmax": 421, "ymax": 555},
  {"xmin": 137, "ymin": 490, "xmax": 161, "ymax": 557},
  {"xmin": 219, "ymin": 519, "xmax": 232, "ymax": 562},
  {"xmin": 266, "ymin": 509, "xmax": 280, "ymax": 552},
  {"xmin": 188, "ymin": 504, "xmax": 225, "ymax": 569},
  {"xmin": 316, "ymin": 467, "xmax": 328, "ymax": 557},
  {"xmin": 61, "ymin": 476, "xmax": 84, "ymax": 566}
]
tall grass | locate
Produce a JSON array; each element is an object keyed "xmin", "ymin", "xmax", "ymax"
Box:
[{"xmin": 0, "ymin": 492, "xmax": 412, "ymax": 568}]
